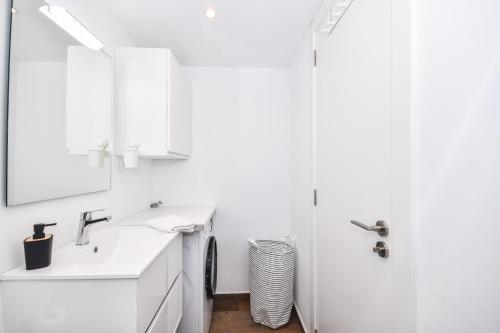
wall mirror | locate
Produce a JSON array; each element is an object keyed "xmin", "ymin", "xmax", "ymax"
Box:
[{"xmin": 7, "ymin": 0, "xmax": 112, "ymax": 206}]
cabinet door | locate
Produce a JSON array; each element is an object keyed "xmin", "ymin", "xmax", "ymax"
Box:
[
  {"xmin": 115, "ymin": 48, "xmax": 168, "ymax": 156},
  {"xmin": 115, "ymin": 48, "xmax": 191, "ymax": 159},
  {"xmin": 167, "ymin": 276, "xmax": 182, "ymax": 333},
  {"xmin": 167, "ymin": 234, "xmax": 182, "ymax": 290},
  {"xmin": 66, "ymin": 46, "xmax": 112, "ymax": 155},
  {"xmin": 147, "ymin": 276, "xmax": 182, "ymax": 333}
]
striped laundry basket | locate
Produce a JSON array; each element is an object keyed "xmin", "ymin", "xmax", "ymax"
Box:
[{"xmin": 248, "ymin": 238, "xmax": 295, "ymax": 329}]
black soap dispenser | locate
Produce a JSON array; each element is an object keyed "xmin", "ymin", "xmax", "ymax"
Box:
[{"xmin": 23, "ymin": 223, "xmax": 57, "ymax": 270}]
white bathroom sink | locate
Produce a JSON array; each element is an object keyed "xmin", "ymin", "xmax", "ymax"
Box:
[{"xmin": 1, "ymin": 226, "xmax": 177, "ymax": 280}]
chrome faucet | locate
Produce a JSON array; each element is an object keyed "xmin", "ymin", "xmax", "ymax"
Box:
[{"xmin": 76, "ymin": 209, "xmax": 112, "ymax": 245}]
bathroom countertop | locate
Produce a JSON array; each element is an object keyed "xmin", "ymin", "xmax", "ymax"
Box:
[
  {"xmin": 1, "ymin": 205, "xmax": 215, "ymax": 281},
  {"xmin": 1, "ymin": 226, "xmax": 178, "ymax": 280},
  {"xmin": 114, "ymin": 204, "xmax": 216, "ymax": 230}
]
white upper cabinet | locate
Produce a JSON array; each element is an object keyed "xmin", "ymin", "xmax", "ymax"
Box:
[
  {"xmin": 66, "ymin": 46, "xmax": 112, "ymax": 155},
  {"xmin": 115, "ymin": 48, "xmax": 192, "ymax": 159}
]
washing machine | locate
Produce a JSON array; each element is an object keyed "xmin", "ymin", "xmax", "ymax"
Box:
[{"xmin": 179, "ymin": 216, "xmax": 217, "ymax": 333}]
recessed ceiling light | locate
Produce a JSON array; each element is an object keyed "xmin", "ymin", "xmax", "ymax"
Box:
[
  {"xmin": 205, "ymin": 8, "xmax": 216, "ymax": 19},
  {"xmin": 11, "ymin": 8, "xmax": 17, "ymax": 14}
]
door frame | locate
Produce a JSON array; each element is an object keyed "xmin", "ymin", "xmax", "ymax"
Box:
[{"xmin": 310, "ymin": 0, "xmax": 414, "ymax": 332}]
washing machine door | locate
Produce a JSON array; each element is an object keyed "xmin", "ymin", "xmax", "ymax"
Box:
[{"xmin": 205, "ymin": 236, "xmax": 217, "ymax": 299}]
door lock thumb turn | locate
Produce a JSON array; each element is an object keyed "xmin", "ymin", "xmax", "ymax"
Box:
[{"xmin": 373, "ymin": 241, "xmax": 389, "ymax": 258}]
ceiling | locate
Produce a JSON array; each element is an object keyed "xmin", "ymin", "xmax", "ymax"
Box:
[{"xmin": 101, "ymin": 0, "xmax": 323, "ymax": 67}]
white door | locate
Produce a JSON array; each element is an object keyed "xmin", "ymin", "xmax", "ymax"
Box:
[{"xmin": 315, "ymin": 0, "xmax": 393, "ymax": 332}]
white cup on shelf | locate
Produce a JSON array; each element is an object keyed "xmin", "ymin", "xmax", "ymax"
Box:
[
  {"xmin": 88, "ymin": 140, "xmax": 109, "ymax": 168},
  {"xmin": 88, "ymin": 149, "xmax": 105, "ymax": 168},
  {"xmin": 122, "ymin": 139, "xmax": 140, "ymax": 169}
]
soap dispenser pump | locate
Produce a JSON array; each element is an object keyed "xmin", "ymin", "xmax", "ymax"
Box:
[{"xmin": 24, "ymin": 223, "xmax": 57, "ymax": 270}]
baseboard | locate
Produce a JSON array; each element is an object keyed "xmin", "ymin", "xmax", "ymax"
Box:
[
  {"xmin": 215, "ymin": 290, "xmax": 250, "ymax": 294},
  {"xmin": 293, "ymin": 302, "xmax": 309, "ymax": 333}
]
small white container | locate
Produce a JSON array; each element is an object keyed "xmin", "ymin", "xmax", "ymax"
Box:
[
  {"xmin": 122, "ymin": 139, "xmax": 140, "ymax": 169},
  {"xmin": 88, "ymin": 140, "xmax": 109, "ymax": 168},
  {"xmin": 88, "ymin": 149, "xmax": 105, "ymax": 168},
  {"xmin": 122, "ymin": 149, "xmax": 139, "ymax": 168}
]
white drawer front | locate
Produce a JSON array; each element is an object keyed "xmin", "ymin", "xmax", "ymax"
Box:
[
  {"xmin": 138, "ymin": 234, "xmax": 181, "ymax": 333},
  {"xmin": 138, "ymin": 249, "xmax": 169, "ymax": 332},
  {"xmin": 147, "ymin": 275, "xmax": 182, "ymax": 333},
  {"xmin": 167, "ymin": 234, "xmax": 182, "ymax": 290}
]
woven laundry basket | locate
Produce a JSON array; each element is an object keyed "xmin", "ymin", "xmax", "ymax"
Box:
[{"xmin": 248, "ymin": 238, "xmax": 295, "ymax": 329}]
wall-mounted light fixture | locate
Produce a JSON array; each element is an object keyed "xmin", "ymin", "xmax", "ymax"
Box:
[{"xmin": 39, "ymin": 5, "xmax": 104, "ymax": 50}]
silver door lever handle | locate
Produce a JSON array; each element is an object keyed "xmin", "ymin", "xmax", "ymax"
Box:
[{"xmin": 350, "ymin": 220, "xmax": 389, "ymax": 237}]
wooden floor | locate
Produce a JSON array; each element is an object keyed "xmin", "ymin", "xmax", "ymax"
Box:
[{"xmin": 210, "ymin": 294, "xmax": 304, "ymax": 333}]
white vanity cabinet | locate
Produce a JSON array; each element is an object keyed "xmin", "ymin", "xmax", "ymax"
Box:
[
  {"xmin": 1, "ymin": 228, "xmax": 183, "ymax": 333},
  {"xmin": 115, "ymin": 47, "xmax": 192, "ymax": 159}
]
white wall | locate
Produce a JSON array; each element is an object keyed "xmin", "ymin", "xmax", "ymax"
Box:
[
  {"xmin": 0, "ymin": 1, "xmax": 151, "ymax": 331},
  {"xmin": 151, "ymin": 67, "xmax": 291, "ymax": 293},
  {"xmin": 290, "ymin": 29, "xmax": 314, "ymax": 332},
  {"xmin": 414, "ymin": 0, "xmax": 500, "ymax": 332}
]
